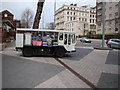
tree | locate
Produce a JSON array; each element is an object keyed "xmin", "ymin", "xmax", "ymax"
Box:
[
  {"xmin": 21, "ymin": 8, "xmax": 33, "ymax": 28},
  {"xmin": 33, "ymin": 0, "xmax": 45, "ymax": 29},
  {"xmin": 46, "ymin": 22, "xmax": 55, "ymax": 30}
]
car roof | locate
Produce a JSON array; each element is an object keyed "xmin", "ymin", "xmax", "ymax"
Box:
[
  {"xmin": 109, "ymin": 39, "xmax": 120, "ymax": 42},
  {"xmin": 110, "ymin": 39, "xmax": 120, "ymax": 40}
]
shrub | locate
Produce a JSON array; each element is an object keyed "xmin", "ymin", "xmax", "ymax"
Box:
[{"xmin": 79, "ymin": 34, "xmax": 120, "ymax": 39}]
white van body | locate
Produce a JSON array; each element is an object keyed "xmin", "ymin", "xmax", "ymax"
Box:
[
  {"xmin": 16, "ymin": 28, "xmax": 76, "ymax": 57},
  {"xmin": 16, "ymin": 33, "xmax": 24, "ymax": 49},
  {"xmin": 24, "ymin": 33, "xmax": 32, "ymax": 45}
]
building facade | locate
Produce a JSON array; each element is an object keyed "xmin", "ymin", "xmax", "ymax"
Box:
[
  {"xmin": 96, "ymin": 1, "xmax": 120, "ymax": 35},
  {"xmin": 13, "ymin": 20, "xmax": 21, "ymax": 29},
  {"xmin": 0, "ymin": 10, "xmax": 15, "ymax": 43},
  {"xmin": 90, "ymin": 7, "xmax": 96, "ymax": 34},
  {"xmin": 55, "ymin": 4, "xmax": 96, "ymax": 36},
  {"xmin": 65, "ymin": 5, "xmax": 90, "ymax": 36}
]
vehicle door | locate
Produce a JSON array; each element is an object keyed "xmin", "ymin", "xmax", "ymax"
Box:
[
  {"xmin": 58, "ymin": 33, "xmax": 64, "ymax": 45},
  {"xmin": 71, "ymin": 34, "xmax": 76, "ymax": 51},
  {"xmin": 71, "ymin": 34, "xmax": 76, "ymax": 46},
  {"xmin": 113, "ymin": 40, "xmax": 120, "ymax": 48},
  {"xmin": 110, "ymin": 40, "xmax": 117, "ymax": 48},
  {"xmin": 64, "ymin": 33, "xmax": 72, "ymax": 51}
]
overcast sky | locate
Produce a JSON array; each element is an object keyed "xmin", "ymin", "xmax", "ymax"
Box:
[{"xmin": 1, "ymin": 0, "xmax": 96, "ymax": 28}]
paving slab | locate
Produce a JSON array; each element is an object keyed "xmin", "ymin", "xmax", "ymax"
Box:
[
  {"xmin": 59, "ymin": 49, "xmax": 120, "ymax": 88},
  {"xmin": 35, "ymin": 69, "xmax": 90, "ymax": 88}
]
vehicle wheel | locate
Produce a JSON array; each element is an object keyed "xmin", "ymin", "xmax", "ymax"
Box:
[
  {"xmin": 23, "ymin": 47, "xmax": 33, "ymax": 57},
  {"xmin": 54, "ymin": 48, "xmax": 65, "ymax": 58},
  {"xmin": 107, "ymin": 44, "xmax": 111, "ymax": 48},
  {"xmin": 16, "ymin": 48, "xmax": 18, "ymax": 51}
]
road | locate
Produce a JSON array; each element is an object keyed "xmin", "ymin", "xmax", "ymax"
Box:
[
  {"xmin": 2, "ymin": 40, "xmax": 120, "ymax": 88},
  {"xmin": 76, "ymin": 39, "xmax": 102, "ymax": 48}
]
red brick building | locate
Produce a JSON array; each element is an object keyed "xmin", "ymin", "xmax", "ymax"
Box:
[
  {"xmin": 13, "ymin": 20, "xmax": 21, "ymax": 28},
  {"xmin": 0, "ymin": 10, "xmax": 15, "ymax": 43}
]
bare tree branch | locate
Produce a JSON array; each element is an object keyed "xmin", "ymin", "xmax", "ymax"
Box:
[
  {"xmin": 21, "ymin": 8, "xmax": 33, "ymax": 28},
  {"xmin": 46, "ymin": 22, "xmax": 55, "ymax": 30}
]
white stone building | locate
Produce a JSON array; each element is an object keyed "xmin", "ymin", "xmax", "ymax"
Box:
[
  {"xmin": 55, "ymin": 4, "xmax": 96, "ymax": 36},
  {"xmin": 90, "ymin": 7, "xmax": 96, "ymax": 34},
  {"xmin": 96, "ymin": 1, "xmax": 120, "ymax": 35}
]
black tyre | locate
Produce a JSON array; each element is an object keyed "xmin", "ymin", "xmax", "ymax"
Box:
[
  {"xmin": 107, "ymin": 44, "xmax": 111, "ymax": 48},
  {"xmin": 54, "ymin": 48, "xmax": 65, "ymax": 58},
  {"xmin": 23, "ymin": 47, "xmax": 33, "ymax": 57},
  {"xmin": 16, "ymin": 49, "xmax": 18, "ymax": 51}
]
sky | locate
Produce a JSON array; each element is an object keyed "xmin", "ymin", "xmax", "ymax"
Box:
[{"xmin": 1, "ymin": 0, "xmax": 96, "ymax": 28}]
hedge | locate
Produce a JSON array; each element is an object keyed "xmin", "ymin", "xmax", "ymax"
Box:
[{"xmin": 79, "ymin": 34, "xmax": 120, "ymax": 39}]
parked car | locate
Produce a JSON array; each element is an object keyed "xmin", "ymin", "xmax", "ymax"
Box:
[
  {"xmin": 80, "ymin": 37, "xmax": 91, "ymax": 43},
  {"xmin": 106, "ymin": 39, "xmax": 120, "ymax": 49}
]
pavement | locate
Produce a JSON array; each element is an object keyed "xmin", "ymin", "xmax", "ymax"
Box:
[
  {"xmin": 0, "ymin": 43, "xmax": 4, "ymax": 51},
  {"xmin": 59, "ymin": 48, "xmax": 120, "ymax": 88},
  {"xmin": 0, "ymin": 40, "xmax": 14, "ymax": 51},
  {"xmin": 2, "ymin": 41, "xmax": 120, "ymax": 89}
]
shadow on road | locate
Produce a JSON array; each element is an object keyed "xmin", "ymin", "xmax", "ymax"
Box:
[{"xmin": 3, "ymin": 54, "xmax": 65, "ymax": 88}]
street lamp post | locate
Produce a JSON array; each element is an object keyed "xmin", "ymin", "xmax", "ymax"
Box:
[
  {"xmin": 94, "ymin": 2, "xmax": 112, "ymax": 50},
  {"xmin": 102, "ymin": 2, "xmax": 105, "ymax": 48},
  {"xmin": 114, "ymin": 13, "xmax": 119, "ymax": 35}
]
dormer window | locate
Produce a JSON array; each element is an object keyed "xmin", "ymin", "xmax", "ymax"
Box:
[{"xmin": 4, "ymin": 14, "xmax": 8, "ymax": 17}]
